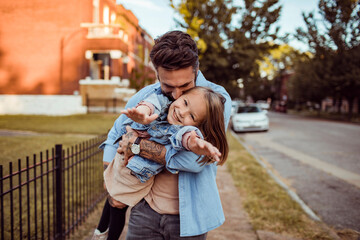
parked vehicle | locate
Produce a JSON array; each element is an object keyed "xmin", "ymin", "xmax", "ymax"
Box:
[
  {"xmin": 256, "ymin": 100, "xmax": 270, "ymax": 110},
  {"xmin": 231, "ymin": 105, "xmax": 269, "ymax": 132},
  {"xmin": 231, "ymin": 100, "xmax": 244, "ymax": 115},
  {"xmin": 275, "ymin": 100, "xmax": 287, "ymax": 113}
]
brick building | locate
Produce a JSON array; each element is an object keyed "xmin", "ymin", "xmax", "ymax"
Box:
[{"xmin": 0, "ymin": 0, "xmax": 155, "ymax": 96}]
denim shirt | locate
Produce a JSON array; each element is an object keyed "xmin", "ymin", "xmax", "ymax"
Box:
[
  {"xmin": 119, "ymin": 89, "xmax": 204, "ymax": 183},
  {"xmin": 100, "ymin": 71, "xmax": 232, "ymax": 237}
]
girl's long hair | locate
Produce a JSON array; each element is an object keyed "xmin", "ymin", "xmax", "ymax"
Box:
[{"xmin": 186, "ymin": 87, "xmax": 229, "ymax": 166}]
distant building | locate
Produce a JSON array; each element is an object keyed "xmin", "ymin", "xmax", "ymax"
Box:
[{"xmin": 0, "ymin": 0, "xmax": 155, "ymax": 96}]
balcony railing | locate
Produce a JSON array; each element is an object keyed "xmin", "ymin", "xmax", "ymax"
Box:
[{"xmin": 80, "ymin": 23, "xmax": 128, "ymax": 40}]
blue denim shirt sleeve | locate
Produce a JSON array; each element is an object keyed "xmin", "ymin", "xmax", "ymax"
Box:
[
  {"xmin": 126, "ymin": 156, "xmax": 163, "ymax": 183},
  {"xmin": 99, "ymin": 83, "xmax": 159, "ymax": 163},
  {"xmin": 169, "ymin": 126, "xmax": 203, "ymax": 150},
  {"xmin": 164, "ymin": 124, "xmax": 206, "ymax": 174},
  {"xmin": 142, "ymin": 92, "xmax": 171, "ymax": 116}
]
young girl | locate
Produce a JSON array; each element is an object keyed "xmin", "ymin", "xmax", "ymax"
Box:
[{"xmin": 93, "ymin": 86, "xmax": 228, "ymax": 240}]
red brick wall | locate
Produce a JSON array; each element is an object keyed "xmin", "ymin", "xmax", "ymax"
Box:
[
  {"xmin": 0, "ymin": 0, "xmax": 90, "ymax": 94},
  {"xmin": 0, "ymin": 0, "xmax": 153, "ymax": 95}
]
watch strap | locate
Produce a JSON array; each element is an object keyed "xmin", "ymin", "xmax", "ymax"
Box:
[{"xmin": 134, "ymin": 137, "xmax": 141, "ymax": 145}]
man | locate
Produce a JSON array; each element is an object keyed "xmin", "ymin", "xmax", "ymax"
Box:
[{"xmin": 100, "ymin": 31, "xmax": 231, "ymax": 239}]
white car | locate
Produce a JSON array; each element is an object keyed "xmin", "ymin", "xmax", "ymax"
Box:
[
  {"xmin": 231, "ymin": 100, "xmax": 244, "ymax": 115},
  {"xmin": 231, "ymin": 105, "xmax": 269, "ymax": 132}
]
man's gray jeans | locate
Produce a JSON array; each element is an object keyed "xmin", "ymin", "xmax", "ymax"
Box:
[{"xmin": 126, "ymin": 199, "xmax": 207, "ymax": 240}]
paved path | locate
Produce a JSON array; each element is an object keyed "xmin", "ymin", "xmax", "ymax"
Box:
[{"xmin": 207, "ymin": 164, "xmax": 258, "ymax": 240}]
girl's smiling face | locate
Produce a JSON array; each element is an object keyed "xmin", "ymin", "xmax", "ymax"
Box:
[{"xmin": 167, "ymin": 89, "xmax": 207, "ymax": 126}]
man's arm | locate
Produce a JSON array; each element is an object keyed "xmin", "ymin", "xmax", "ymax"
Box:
[
  {"xmin": 140, "ymin": 139, "xmax": 167, "ymax": 164},
  {"xmin": 118, "ymin": 126, "xmax": 167, "ymax": 165},
  {"xmin": 118, "ymin": 126, "xmax": 217, "ymax": 173}
]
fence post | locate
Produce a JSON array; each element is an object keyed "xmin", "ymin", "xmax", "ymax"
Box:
[
  {"xmin": 113, "ymin": 97, "xmax": 116, "ymax": 113},
  {"xmin": 0, "ymin": 165, "xmax": 4, "ymax": 240},
  {"xmin": 86, "ymin": 94, "xmax": 89, "ymax": 114},
  {"xmin": 55, "ymin": 144, "xmax": 64, "ymax": 240}
]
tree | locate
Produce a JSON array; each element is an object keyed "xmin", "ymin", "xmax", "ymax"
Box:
[
  {"xmin": 294, "ymin": 0, "xmax": 360, "ymax": 117},
  {"xmin": 170, "ymin": 0, "xmax": 282, "ymax": 100}
]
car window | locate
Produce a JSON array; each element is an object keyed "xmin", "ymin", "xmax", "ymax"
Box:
[{"xmin": 237, "ymin": 106, "xmax": 261, "ymax": 113}]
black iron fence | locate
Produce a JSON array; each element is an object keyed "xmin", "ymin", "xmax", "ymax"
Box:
[{"xmin": 0, "ymin": 134, "xmax": 108, "ymax": 240}]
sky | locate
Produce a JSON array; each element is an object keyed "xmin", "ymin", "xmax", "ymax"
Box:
[{"xmin": 116, "ymin": 0, "xmax": 319, "ymax": 51}]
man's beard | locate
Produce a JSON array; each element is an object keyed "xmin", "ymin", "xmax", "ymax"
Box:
[{"xmin": 161, "ymin": 90, "xmax": 175, "ymax": 101}]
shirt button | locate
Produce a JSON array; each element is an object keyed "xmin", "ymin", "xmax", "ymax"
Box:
[{"xmin": 152, "ymin": 126, "xmax": 156, "ymax": 130}]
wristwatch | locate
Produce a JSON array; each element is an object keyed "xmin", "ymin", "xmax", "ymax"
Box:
[{"xmin": 131, "ymin": 137, "xmax": 142, "ymax": 155}]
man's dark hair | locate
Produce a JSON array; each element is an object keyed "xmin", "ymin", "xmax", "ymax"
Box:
[{"xmin": 150, "ymin": 31, "xmax": 199, "ymax": 73}]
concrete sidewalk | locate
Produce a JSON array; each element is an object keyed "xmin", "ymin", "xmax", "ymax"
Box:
[{"xmin": 207, "ymin": 164, "xmax": 258, "ymax": 240}]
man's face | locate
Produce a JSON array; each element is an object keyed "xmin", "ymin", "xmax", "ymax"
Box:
[{"xmin": 157, "ymin": 66, "xmax": 197, "ymax": 100}]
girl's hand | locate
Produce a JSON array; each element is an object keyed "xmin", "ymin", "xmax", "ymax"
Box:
[
  {"xmin": 121, "ymin": 107, "xmax": 158, "ymax": 125},
  {"xmin": 117, "ymin": 126, "xmax": 138, "ymax": 164},
  {"xmin": 187, "ymin": 131, "xmax": 221, "ymax": 162}
]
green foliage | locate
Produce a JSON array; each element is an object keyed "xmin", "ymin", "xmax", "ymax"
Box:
[
  {"xmin": 258, "ymin": 44, "xmax": 303, "ymax": 80},
  {"xmin": 129, "ymin": 63, "xmax": 155, "ymax": 91},
  {"xmin": 170, "ymin": 0, "xmax": 282, "ymax": 99},
  {"xmin": 292, "ymin": 0, "xmax": 360, "ymax": 116}
]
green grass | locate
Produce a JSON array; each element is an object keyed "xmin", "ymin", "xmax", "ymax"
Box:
[
  {"xmin": 0, "ymin": 135, "xmax": 94, "ymax": 165},
  {"xmin": 0, "ymin": 113, "xmax": 119, "ymax": 134},
  {"xmin": 226, "ymin": 132, "xmax": 337, "ymax": 240},
  {"xmin": 0, "ymin": 113, "xmax": 119, "ymax": 165}
]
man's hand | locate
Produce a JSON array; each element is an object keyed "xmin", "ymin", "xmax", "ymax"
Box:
[
  {"xmin": 117, "ymin": 126, "xmax": 138, "ymax": 164},
  {"xmin": 108, "ymin": 195, "xmax": 127, "ymax": 209},
  {"xmin": 187, "ymin": 131, "xmax": 221, "ymax": 162},
  {"xmin": 121, "ymin": 107, "xmax": 158, "ymax": 125}
]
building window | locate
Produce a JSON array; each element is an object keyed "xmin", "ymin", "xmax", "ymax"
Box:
[
  {"xmin": 103, "ymin": 6, "xmax": 109, "ymax": 24},
  {"xmin": 111, "ymin": 12, "xmax": 116, "ymax": 24},
  {"xmin": 93, "ymin": 0, "xmax": 99, "ymax": 23},
  {"xmin": 103, "ymin": 6, "xmax": 110, "ymax": 34},
  {"xmin": 144, "ymin": 47, "xmax": 149, "ymax": 66}
]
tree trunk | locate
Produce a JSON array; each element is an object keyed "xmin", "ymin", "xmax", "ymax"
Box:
[
  {"xmin": 347, "ymin": 97, "xmax": 354, "ymax": 120},
  {"xmin": 337, "ymin": 95, "xmax": 342, "ymax": 114}
]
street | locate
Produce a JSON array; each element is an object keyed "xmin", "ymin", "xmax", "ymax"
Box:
[{"xmin": 236, "ymin": 112, "xmax": 360, "ymax": 232}]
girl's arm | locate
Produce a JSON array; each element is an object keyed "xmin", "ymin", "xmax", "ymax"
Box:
[
  {"xmin": 121, "ymin": 102, "xmax": 158, "ymax": 125},
  {"xmin": 182, "ymin": 131, "xmax": 221, "ymax": 163},
  {"xmin": 118, "ymin": 126, "xmax": 203, "ymax": 172}
]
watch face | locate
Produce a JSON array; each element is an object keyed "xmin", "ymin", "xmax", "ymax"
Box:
[{"xmin": 131, "ymin": 144, "xmax": 140, "ymax": 154}]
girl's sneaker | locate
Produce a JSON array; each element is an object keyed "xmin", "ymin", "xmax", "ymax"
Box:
[{"xmin": 92, "ymin": 228, "xmax": 108, "ymax": 240}]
